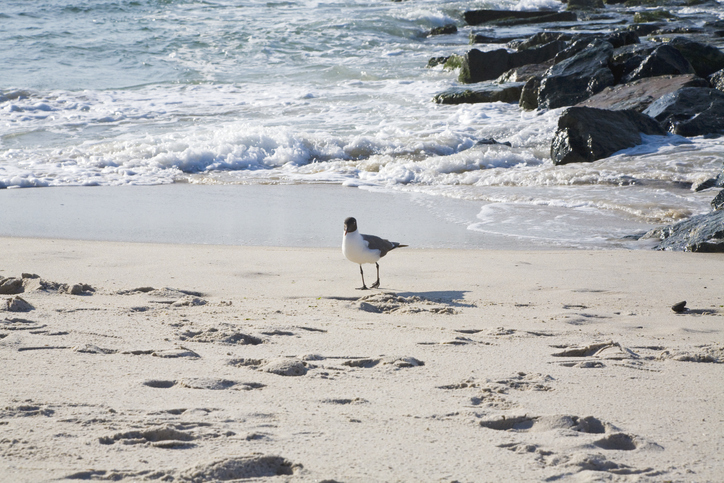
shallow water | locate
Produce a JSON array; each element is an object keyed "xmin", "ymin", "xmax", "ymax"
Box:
[{"xmin": 1, "ymin": 0, "xmax": 722, "ymax": 248}]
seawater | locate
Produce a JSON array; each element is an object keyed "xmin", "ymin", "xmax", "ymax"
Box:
[{"xmin": 1, "ymin": 0, "xmax": 723, "ymax": 248}]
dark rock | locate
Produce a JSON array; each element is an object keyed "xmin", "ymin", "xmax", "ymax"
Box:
[
  {"xmin": 0, "ymin": 278, "xmax": 24, "ymax": 295},
  {"xmin": 496, "ymin": 63, "xmax": 551, "ymax": 83},
  {"xmin": 427, "ymin": 56, "xmax": 450, "ymax": 68},
  {"xmin": 520, "ymin": 76, "xmax": 542, "ymax": 110},
  {"xmin": 634, "ymin": 10, "xmax": 675, "ymax": 24},
  {"xmin": 539, "ymin": 39, "xmax": 615, "ymax": 109},
  {"xmin": 712, "ymin": 190, "xmax": 724, "ymax": 211},
  {"xmin": 429, "ymin": 24, "xmax": 457, "ymax": 36},
  {"xmin": 553, "ymin": 37, "xmax": 596, "ymax": 64},
  {"xmin": 643, "ymin": 87, "xmax": 724, "ymax": 136},
  {"xmin": 710, "ymin": 69, "xmax": 724, "ymax": 92},
  {"xmin": 693, "ymin": 168, "xmax": 724, "ymax": 192},
  {"xmin": 628, "ymin": 23, "xmax": 665, "ymax": 37},
  {"xmin": 459, "ymin": 40, "xmax": 567, "ymax": 84},
  {"xmin": 567, "ymin": 0, "xmax": 605, "ymax": 10},
  {"xmin": 470, "ymin": 34, "xmax": 522, "ymax": 44},
  {"xmin": 671, "ymin": 301, "xmax": 687, "ymax": 313},
  {"xmin": 517, "ymin": 32, "xmax": 572, "ymax": 51},
  {"xmin": 669, "ymin": 37, "xmax": 724, "ymax": 78},
  {"xmin": 623, "ymin": 45, "xmax": 695, "ymax": 83},
  {"xmin": 551, "ymin": 107, "xmax": 665, "ymax": 165},
  {"xmin": 464, "ymin": 9, "xmax": 567, "ymax": 26},
  {"xmin": 578, "ymin": 74, "xmax": 708, "ymax": 112},
  {"xmin": 494, "ymin": 12, "xmax": 578, "ymax": 27},
  {"xmin": 477, "ymin": 138, "xmax": 512, "ymax": 147},
  {"xmin": 433, "ymin": 83, "xmax": 524, "ymax": 105},
  {"xmin": 606, "ymin": 30, "xmax": 639, "ymax": 49},
  {"xmin": 644, "ymin": 210, "xmax": 724, "ymax": 252}
]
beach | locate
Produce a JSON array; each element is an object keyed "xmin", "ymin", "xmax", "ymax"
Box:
[{"xmin": 2, "ymin": 236, "xmax": 723, "ymax": 482}]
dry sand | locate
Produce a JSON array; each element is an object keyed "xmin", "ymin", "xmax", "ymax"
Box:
[{"xmin": 1, "ymin": 237, "xmax": 723, "ymax": 482}]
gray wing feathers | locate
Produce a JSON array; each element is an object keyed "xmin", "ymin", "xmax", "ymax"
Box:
[{"xmin": 361, "ymin": 234, "xmax": 407, "ymax": 258}]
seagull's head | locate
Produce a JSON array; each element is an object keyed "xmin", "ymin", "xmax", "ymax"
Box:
[{"xmin": 344, "ymin": 217, "xmax": 357, "ymax": 235}]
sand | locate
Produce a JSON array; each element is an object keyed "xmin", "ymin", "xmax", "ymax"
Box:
[{"xmin": 1, "ymin": 237, "xmax": 723, "ymax": 482}]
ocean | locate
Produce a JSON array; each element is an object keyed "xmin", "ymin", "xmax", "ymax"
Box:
[{"xmin": 1, "ymin": 0, "xmax": 722, "ymax": 249}]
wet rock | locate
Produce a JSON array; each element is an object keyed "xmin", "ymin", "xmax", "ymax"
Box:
[
  {"xmin": 0, "ymin": 278, "xmax": 24, "ymax": 295},
  {"xmin": 539, "ymin": 39, "xmax": 615, "ymax": 109},
  {"xmin": 516, "ymin": 32, "xmax": 572, "ymax": 51},
  {"xmin": 464, "ymin": 10, "xmax": 575, "ymax": 26},
  {"xmin": 567, "ymin": 0, "xmax": 605, "ymax": 10},
  {"xmin": 477, "ymin": 138, "xmax": 512, "ymax": 147},
  {"xmin": 644, "ymin": 210, "xmax": 724, "ymax": 252},
  {"xmin": 494, "ymin": 12, "xmax": 578, "ymax": 27},
  {"xmin": 628, "ymin": 23, "xmax": 664, "ymax": 37},
  {"xmin": 623, "ymin": 45, "xmax": 695, "ymax": 83},
  {"xmin": 496, "ymin": 63, "xmax": 551, "ymax": 83},
  {"xmin": 634, "ymin": 10, "xmax": 675, "ymax": 24},
  {"xmin": 577, "ymin": 74, "xmax": 709, "ymax": 112},
  {"xmin": 669, "ymin": 37, "xmax": 724, "ymax": 78},
  {"xmin": 553, "ymin": 38, "xmax": 596, "ymax": 64},
  {"xmin": 551, "ymin": 107, "xmax": 665, "ymax": 165},
  {"xmin": 671, "ymin": 301, "xmax": 687, "ymax": 313},
  {"xmin": 520, "ymin": 76, "xmax": 542, "ymax": 110},
  {"xmin": 712, "ymin": 190, "xmax": 724, "ymax": 211},
  {"xmin": 433, "ymin": 83, "xmax": 524, "ymax": 105},
  {"xmin": 470, "ymin": 34, "xmax": 521, "ymax": 45},
  {"xmin": 459, "ymin": 40, "xmax": 567, "ymax": 83},
  {"xmin": 643, "ymin": 87, "xmax": 724, "ymax": 136},
  {"xmin": 606, "ymin": 30, "xmax": 640, "ymax": 49},
  {"xmin": 710, "ymin": 69, "xmax": 724, "ymax": 92},
  {"xmin": 428, "ymin": 24, "xmax": 457, "ymax": 36}
]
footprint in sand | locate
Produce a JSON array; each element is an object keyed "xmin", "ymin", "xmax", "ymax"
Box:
[
  {"xmin": 439, "ymin": 372, "xmax": 553, "ymax": 410},
  {"xmin": 658, "ymin": 344, "xmax": 724, "ymax": 363},
  {"xmin": 99, "ymin": 425, "xmax": 197, "ymax": 448},
  {"xmin": 228, "ymin": 355, "xmax": 424, "ymax": 378},
  {"xmin": 177, "ymin": 325, "xmax": 264, "ymax": 345},
  {"xmin": 356, "ymin": 292, "xmax": 457, "ymax": 314},
  {"xmin": 142, "ymin": 378, "xmax": 265, "ymax": 391},
  {"xmin": 552, "ymin": 341, "xmax": 642, "ymax": 369}
]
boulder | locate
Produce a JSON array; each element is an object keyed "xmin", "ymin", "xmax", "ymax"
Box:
[
  {"xmin": 459, "ymin": 40, "xmax": 567, "ymax": 84},
  {"xmin": 669, "ymin": 37, "xmax": 724, "ymax": 78},
  {"xmin": 551, "ymin": 107, "xmax": 665, "ymax": 165},
  {"xmin": 553, "ymin": 37, "xmax": 596, "ymax": 64},
  {"xmin": 606, "ymin": 30, "xmax": 640, "ymax": 49},
  {"xmin": 538, "ymin": 39, "xmax": 615, "ymax": 109},
  {"xmin": 496, "ymin": 63, "xmax": 551, "ymax": 83},
  {"xmin": 495, "ymin": 12, "xmax": 578, "ymax": 27},
  {"xmin": 516, "ymin": 32, "xmax": 572, "ymax": 51},
  {"xmin": 433, "ymin": 83, "xmax": 524, "ymax": 105},
  {"xmin": 520, "ymin": 76, "xmax": 542, "ymax": 110},
  {"xmin": 634, "ymin": 10, "xmax": 675, "ymax": 24},
  {"xmin": 628, "ymin": 23, "xmax": 664, "ymax": 37},
  {"xmin": 712, "ymin": 190, "xmax": 724, "ymax": 211},
  {"xmin": 623, "ymin": 45, "xmax": 695, "ymax": 83},
  {"xmin": 643, "ymin": 210, "xmax": 724, "ymax": 252},
  {"xmin": 643, "ymin": 87, "xmax": 724, "ymax": 136},
  {"xmin": 710, "ymin": 69, "xmax": 724, "ymax": 92},
  {"xmin": 464, "ymin": 10, "xmax": 575, "ymax": 26},
  {"xmin": 470, "ymin": 34, "xmax": 521, "ymax": 45},
  {"xmin": 577, "ymin": 74, "xmax": 709, "ymax": 112}
]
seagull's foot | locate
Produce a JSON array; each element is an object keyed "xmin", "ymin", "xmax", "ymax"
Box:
[
  {"xmin": 356, "ymin": 285, "xmax": 369, "ymax": 290},
  {"xmin": 370, "ymin": 280, "xmax": 380, "ymax": 289}
]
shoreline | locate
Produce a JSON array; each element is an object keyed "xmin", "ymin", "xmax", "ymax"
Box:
[{"xmin": 1, "ymin": 237, "xmax": 723, "ymax": 481}]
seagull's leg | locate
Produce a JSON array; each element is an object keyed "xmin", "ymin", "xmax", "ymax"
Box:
[
  {"xmin": 370, "ymin": 262, "xmax": 380, "ymax": 289},
  {"xmin": 356, "ymin": 265, "xmax": 369, "ymax": 290}
]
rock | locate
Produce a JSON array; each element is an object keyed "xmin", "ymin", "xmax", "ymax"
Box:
[
  {"xmin": 464, "ymin": 10, "xmax": 573, "ymax": 26},
  {"xmin": 634, "ymin": 10, "xmax": 675, "ymax": 24},
  {"xmin": 710, "ymin": 69, "xmax": 724, "ymax": 92},
  {"xmin": 551, "ymin": 107, "xmax": 665, "ymax": 165},
  {"xmin": 577, "ymin": 74, "xmax": 709, "ymax": 112},
  {"xmin": 567, "ymin": 0, "xmax": 605, "ymax": 10},
  {"xmin": 494, "ymin": 12, "xmax": 578, "ymax": 27},
  {"xmin": 553, "ymin": 37, "xmax": 596, "ymax": 64},
  {"xmin": 3, "ymin": 296, "xmax": 34, "ymax": 312},
  {"xmin": 520, "ymin": 76, "xmax": 542, "ymax": 110},
  {"xmin": 628, "ymin": 23, "xmax": 664, "ymax": 37},
  {"xmin": 606, "ymin": 30, "xmax": 640, "ymax": 49},
  {"xmin": 643, "ymin": 87, "xmax": 724, "ymax": 136},
  {"xmin": 470, "ymin": 34, "xmax": 521, "ymax": 45},
  {"xmin": 671, "ymin": 301, "xmax": 687, "ymax": 313},
  {"xmin": 516, "ymin": 32, "xmax": 572, "ymax": 51},
  {"xmin": 459, "ymin": 40, "xmax": 567, "ymax": 84},
  {"xmin": 433, "ymin": 84, "xmax": 524, "ymax": 105},
  {"xmin": 669, "ymin": 37, "xmax": 724, "ymax": 78},
  {"xmin": 477, "ymin": 138, "xmax": 512, "ymax": 147},
  {"xmin": 538, "ymin": 39, "xmax": 615, "ymax": 109},
  {"xmin": 496, "ymin": 63, "xmax": 551, "ymax": 83},
  {"xmin": 644, "ymin": 210, "xmax": 724, "ymax": 252},
  {"xmin": 712, "ymin": 190, "xmax": 724, "ymax": 211},
  {"xmin": 623, "ymin": 45, "xmax": 695, "ymax": 83},
  {"xmin": 0, "ymin": 278, "xmax": 24, "ymax": 295},
  {"xmin": 429, "ymin": 24, "xmax": 457, "ymax": 36}
]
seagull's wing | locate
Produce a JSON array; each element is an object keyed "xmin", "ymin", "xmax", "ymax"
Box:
[{"xmin": 361, "ymin": 234, "xmax": 404, "ymax": 258}]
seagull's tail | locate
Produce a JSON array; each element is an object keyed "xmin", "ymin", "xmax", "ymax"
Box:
[{"xmin": 393, "ymin": 243, "xmax": 408, "ymax": 249}]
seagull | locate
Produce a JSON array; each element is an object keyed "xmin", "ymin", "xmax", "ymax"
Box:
[{"xmin": 342, "ymin": 217, "xmax": 407, "ymax": 290}]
